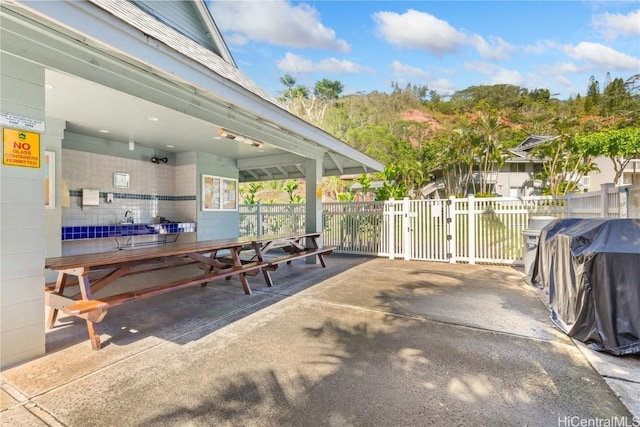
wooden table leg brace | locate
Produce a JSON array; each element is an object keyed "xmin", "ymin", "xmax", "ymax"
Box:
[{"xmin": 46, "ymin": 267, "xmax": 108, "ymax": 350}]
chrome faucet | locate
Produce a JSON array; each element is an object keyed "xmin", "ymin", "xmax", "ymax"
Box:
[{"xmin": 123, "ymin": 210, "xmax": 134, "ymax": 224}]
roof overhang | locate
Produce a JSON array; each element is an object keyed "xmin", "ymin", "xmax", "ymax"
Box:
[{"xmin": 1, "ymin": 0, "xmax": 383, "ymax": 181}]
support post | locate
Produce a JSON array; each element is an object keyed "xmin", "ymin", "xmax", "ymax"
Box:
[
  {"xmin": 403, "ymin": 197, "xmax": 412, "ymax": 261},
  {"xmin": 601, "ymin": 182, "xmax": 614, "ymax": 218},
  {"xmin": 305, "ymin": 158, "xmax": 323, "ymax": 264},
  {"xmin": 387, "ymin": 200, "xmax": 395, "ymax": 260},
  {"xmin": 256, "ymin": 201, "xmax": 263, "ymax": 238},
  {"xmin": 468, "ymin": 194, "xmax": 476, "ymax": 265},
  {"xmin": 448, "ymin": 196, "xmax": 457, "ymax": 264}
]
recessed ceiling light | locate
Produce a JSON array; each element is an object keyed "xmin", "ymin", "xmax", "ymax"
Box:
[
  {"xmin": 147, "ymin": 116, "xmax": 159, "ymax": 122},
  {"xmin": 98, "ymin": 129, "xmax": 110, "ymax": 133},
  {"xmin": 166, "ymin": 145, "xmax": 175, "ymax": 148}
]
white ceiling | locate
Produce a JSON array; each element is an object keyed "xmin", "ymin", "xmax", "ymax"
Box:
[{"xmin": 45, "ymin": 69, "xmax": 279, "ymax": 160}]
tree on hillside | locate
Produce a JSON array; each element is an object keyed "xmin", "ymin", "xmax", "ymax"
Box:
[
  {"xmin": 278, "ymin": 76, "xmax": 342, "ymax": 126},
  {"xmin": 474, "ymin": 110, "xmax": 510, "ymax": 195},
  {"xmin": 601, "ymin": 77, "xmax": 634, "ymax": 117},
  {"xmin": 313, "ymin": 79, "xmax": 343, "ymax": 100},
  {"xmin": 574, "ymin": 127, "xmax": 640, "ymax": 184},
  {"xmin": 450, "ymin": 84, "xmax": 527, "ymax": 112},
  {"xmin": 431, "ymin": 126, "xmax": 479, "ymax": 197},
  {"xmin": 283, "ymin": 180, "xmax": 303, "ymax": 203},
  {"xmin": 374, "ymin": 164, "xmax": 407, "ymax": 200},
  {"xmin": 529, "ymin": 116, "xmax": 597, "ymax": 195},
  {"xmin": 279, "ymin": 74, "xmax": 308, "ymax": 101},
  {"xmin": 345, "ymin": 123, "xmax": 416, "ymax": 165},
  {"xmin": 356, "ymin": 173, "xmax": 373, "ymax": 201},
  {"xmin": 585, "ymin": 75, "xmax": 600, "ymax": 114},
  {"xmin": 241, "ymin": 182, "xmax": 262, "ymax": 204}
]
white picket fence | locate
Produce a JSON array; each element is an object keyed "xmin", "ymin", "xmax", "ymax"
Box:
[{"xmin": 239, "ymin": 183, "xmax": 638, "ymax": 265}]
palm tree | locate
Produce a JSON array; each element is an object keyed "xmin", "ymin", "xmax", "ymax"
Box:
[{"xmin": 474, "ymin": 111, "xmax": 508, "ymax": 195}]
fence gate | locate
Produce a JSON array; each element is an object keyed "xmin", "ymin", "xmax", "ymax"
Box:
[{"xmin": 383, "ymin": 199, "xmax": 451, "ymax": 262}]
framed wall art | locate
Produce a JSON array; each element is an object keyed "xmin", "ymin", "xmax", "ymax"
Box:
[
  {"xmin": 113, "ymin": 172, "xmax": 130, "ymax": 189},
  {"xmin": 202, "ymin": 174, "xmax": 238, "ymax": 211}
]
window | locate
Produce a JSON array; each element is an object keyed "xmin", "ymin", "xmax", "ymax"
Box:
[
  {"xmin": 533, "ymin": 164, "xmax": 543, "ymax": 174},
  {"xmin": 509, "ymin": 163, "xmax": 525, "ymax": 173},
  {"xmin": 581, "ymin": 176, "xmax": 590, "ymax": 187}
]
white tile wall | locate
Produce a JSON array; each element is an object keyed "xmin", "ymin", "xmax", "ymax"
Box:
[{"xmin": 62, "ymin": 149, "xmax": 196, "ymax": 226}]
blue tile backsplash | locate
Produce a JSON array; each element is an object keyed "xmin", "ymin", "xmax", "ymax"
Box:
[
  {"xmin": 62, "ymin": 223, "xmax": 197, "ymax": 241},
  {"xmin": 68, "ymin": 190, "xmax": 196, "ymax": 201}
]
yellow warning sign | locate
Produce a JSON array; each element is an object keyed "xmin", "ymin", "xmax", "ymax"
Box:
[{"xmin": 2, "ymin": 128, "xmax": 40, "ymax": 168}]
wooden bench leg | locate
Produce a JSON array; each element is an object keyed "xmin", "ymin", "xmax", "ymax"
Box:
[
  {"xmin": 318, "ymin": 253, "xmax": 327, "ymax": 268},
  {"xmin": 250, "ymin": 242, "xmax": 273, "ymax": 288},
  {"xmin": 47, "ymin": 273, "xmax": 68, "ymax": 328},
  {"xmin": 86, "ymin": 320, "xmax": 101, "ymax": 350},
  {"xmin": 230, "ymin": 248, "xmax": 252, "ymax": 295},
  {"xmin": 261, "ymin": 269, "xmax": 273, "ymax": 287}
]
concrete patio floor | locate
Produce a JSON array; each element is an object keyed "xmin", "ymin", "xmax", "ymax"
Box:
[{"xmin": 2, "ymin": 255, "xmax": 639, "ymax": 426}]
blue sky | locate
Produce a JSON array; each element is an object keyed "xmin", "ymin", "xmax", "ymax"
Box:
[{"xmin": 208, "ymin": 1, "xmax": 640, "ymax": 100}]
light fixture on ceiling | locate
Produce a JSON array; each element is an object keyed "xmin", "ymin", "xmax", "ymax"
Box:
[
  {"xmin": 128, "ymin": 139, "xmax": 135, "ymax": 151},
  {"xmin": 217, "ymin": 128, "xmax": 263, "ymax": 148}
]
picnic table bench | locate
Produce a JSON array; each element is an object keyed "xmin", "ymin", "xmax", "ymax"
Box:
[{"xmin": 45, "ymin": 233, "xmax": 334, "ymax": 349}]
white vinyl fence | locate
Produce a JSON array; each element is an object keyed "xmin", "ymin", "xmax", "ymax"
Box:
[{"xmin": 239, "ymin": 183, "xmax": 638, "ymax": 265}]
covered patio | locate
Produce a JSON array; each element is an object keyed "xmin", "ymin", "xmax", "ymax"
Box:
[{"xmin": 2, "ymin": 256, "xmax": 638, "ymax": 425}]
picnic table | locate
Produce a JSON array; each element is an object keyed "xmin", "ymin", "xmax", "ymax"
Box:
[{"xmin": 45, "ymin": 233, "xmax": 333, "ymax": 349}]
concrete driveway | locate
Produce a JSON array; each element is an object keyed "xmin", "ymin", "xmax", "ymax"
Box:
[{"xmin": 2, "ymin": 255, "xmax": 638, "ymax": 426}]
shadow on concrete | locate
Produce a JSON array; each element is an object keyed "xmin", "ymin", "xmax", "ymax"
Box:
[
  {"xmin": 137, "ymin": 261, "xmax": 631, "ymax": 426},
  {"xmin": 44, "ymin": 254, "xmax": 372, "ymax": 353},
  {"xmin": 5, "ymin": 257, "xmax": 633, "ymax": 426},
  {"xmin": 143, "ymin": 315, "xmax": 631, "ymax": 426}
]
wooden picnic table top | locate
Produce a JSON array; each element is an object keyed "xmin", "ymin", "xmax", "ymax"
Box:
[
  {"xmin": 45, "ymin": 237, "xmax": 251, "ymax": 271},
  {"xmin": 251, "ymin": 232, "xmax": 320, "ymax": 243},
  {"xmin": 44, "ymin": 233, "xmax": 324, "ymax": 271}
]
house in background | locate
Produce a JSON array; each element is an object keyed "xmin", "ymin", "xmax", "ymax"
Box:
[
  {"xmin": 423, "ymin": 135, "xmax": 551, "ymax": 198},
  {"xmin": 587, "ymin": 157, "xmax": 640, "ymax": 190},
  {"xmin": 423, "ymin": 134, "xmax": 636, "ymax": 199}
]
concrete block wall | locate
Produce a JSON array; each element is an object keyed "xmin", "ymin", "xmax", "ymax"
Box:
[
  {"xmin": 1, "ymin": 54, "xmax": 46, "ymax": 368},
  {"xmin": 195, "ymin": 152, "xmax": 239, "ymax": 240}
]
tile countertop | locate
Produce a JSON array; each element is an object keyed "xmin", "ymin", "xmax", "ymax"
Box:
[{"xmin": 61, "ymin": 223, "xmax": 196, "ymax": 241}]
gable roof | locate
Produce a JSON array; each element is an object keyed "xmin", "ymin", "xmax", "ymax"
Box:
[
  {"xmin": 2, "ymin": 0, "xmax": 383, "ymax": 180},
  {"xmin": 130, "ymin": 0, "xmax": 236, "ymax": 66},
  {"xmin": 86, "ymin": 0, "xmax": 382, "ymax": 179},
  {"xmin": 510, "ymin": 135, "xmax": 560, "ymax": 159},
  {"xmin": 91, "ymin": 0, "xmax": 278, "ymax": 107}
]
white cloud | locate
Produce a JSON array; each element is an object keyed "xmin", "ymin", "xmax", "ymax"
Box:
[
  {"xmin": 372, "ymin": 9, "xmax": 465, "ymax": 55},
  {"xmin": 276, "ymin": 53, "xmax": 373, "ymax": 74},
  {"xmin": 469, "ymin": 35, "xmax": 513, "ymax": 61},
  {"xmin": 372, "ymin": 9, "xmax": 512, "ymax": 60},
  {"xmin": 564, "ymin": 42, "xmax": 640, "ymax": 70},
  {"xmin": 465, "ymin": 61, "xmax": 525, "ymax": 87},
  {"xmin": 209, "ymin": 1, "xmax": 350, "ymax": 52},
  {"xmin": 556, "ymin": 62, "xmax": 583, "ymax": 74},
  {"xmin": 523, "ymin": 40, "xmax": 559, "ymax": 55},
  {"xmin": 390, "ymin": 61, "xmax": 433, "ymax": 80},
  {"xmin": 592, "ymin": 9, "xmax": 640, "ymax": 41}
]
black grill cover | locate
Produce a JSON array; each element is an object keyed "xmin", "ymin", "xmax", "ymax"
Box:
[{"xmin": 532, "ymin": 218, "xmax": 640, "ymax": 355}]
